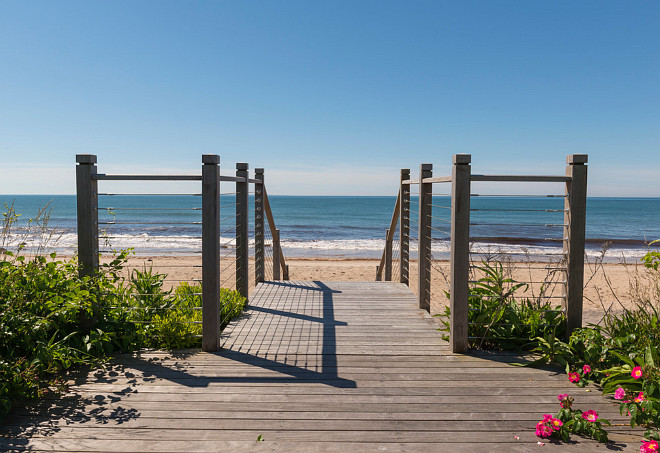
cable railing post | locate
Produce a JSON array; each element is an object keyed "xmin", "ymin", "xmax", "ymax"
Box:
[
  {"xmin": 385, "ymin": 228, "xmax": 393, "ymax": 281},
  {"xmin": 255, "ymin": 168, "xmax": 265, "ymax": 284},
  {"xmin": 273, "ymin": 228, "xmax": 281, "ymax": 280},
  {"xmin": 564, "ymin": 154, "xmax": 588, "ymax": 337},
  {"xmin": 202, "ymin": 154, "xmax": 221, "ymax": 352},
  {"xmin": 418, "ymin": 163, "xmax": 433, "ymax": 312},
  {"xmin": 76, "ymin": 154, "xmax": 99, "ymax": 332},
  {"xmin": 236, "ymin": 162, "xmax": 249, "ymax": 298},
  {"xmin": 76, "ymin": 154, "xmax": 99, "ymax": 279},
  {"xmin": 449, "ymin": 154, "xmax": 471, "ymax": 353},
  {"xmin": 400, "ymin": 168, "xmax": 410, "ymax": 285}
]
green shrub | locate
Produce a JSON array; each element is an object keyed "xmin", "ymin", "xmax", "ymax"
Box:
[{"xmin": 436, "ymin": 260, "xmax": 566, "ymax": 350}]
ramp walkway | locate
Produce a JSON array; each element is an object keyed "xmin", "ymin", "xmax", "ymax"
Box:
[{"xmin": 1, "ymin": 281, "xmax": 639, "ymax": 452}]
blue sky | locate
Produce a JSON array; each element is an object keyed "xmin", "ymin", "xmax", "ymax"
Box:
[{"xmin": 1, "ymin": 1, "xmax": 658, "ymax": 196}]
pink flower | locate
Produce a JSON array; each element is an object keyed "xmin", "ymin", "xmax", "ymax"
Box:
[
  {"xmin": 583, "ymin": 364, "xmax": 591, "ymax": 374},
  {"xmin": 535, "ymin": 422, "xmax": 553, "ymax": 438},
  {"xmin": 632, "ymin": 366, "xmax": 643, "ymax": 380},
  {"xmin": 541, "ymin": 414, "xmax": 553, "ymax": 422},
  {"xmin": 557, "ymin": 393, "xmax": 573, "ymax": 408},
  {"xmin": 582, "ymin": 410, "xmax": 598, "ymax": 422},
  {"xmin": 549, "ymin": 417, "xmax": 563, "ymax": 430},
  {"xmin": 635, "ymin": 392, "xmax": 645, "ymax": 403},
  {"xmin": 568, "ymin": 371, "xmax": 580, "ymax": 383},
  {"xmin": 641, "ymin": 440, "xmax": 659, "ymax": 453},
  {"xmin": 614, "ymin": 387, "xmax": 626, "ymax": 400}
]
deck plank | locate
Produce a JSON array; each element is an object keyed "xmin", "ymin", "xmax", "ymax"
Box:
[{"xmin": 0, "ymin": 281, "xmax": 641, "ymax": 451}]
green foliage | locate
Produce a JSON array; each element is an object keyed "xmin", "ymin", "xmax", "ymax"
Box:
[
  {"xmin": 436, "ymin": 260, "xmax": 566, "ymax": 350},
  {"xmin": 0, "ymin": 248, "xmax": 246, "ymax": 422},
  {"xmin": 642, "ymin": 240, "xmax": 660, "ymax": 271}
]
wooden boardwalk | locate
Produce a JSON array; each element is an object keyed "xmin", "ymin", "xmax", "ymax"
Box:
[{"xmin": 1, "ymin": 281, "xmax": 641, "ymax": 452}]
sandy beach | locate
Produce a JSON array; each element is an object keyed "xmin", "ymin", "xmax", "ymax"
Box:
[{"xmin": 105, "ymin": 254, "xmax": 658, "ymax": 328}]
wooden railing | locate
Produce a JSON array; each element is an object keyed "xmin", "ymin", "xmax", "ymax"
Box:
[
  {"xmin": 377, "ymin": 154, "xmax": 588, "ymax": 353},
  {"xmin": 75, "ymin": 154, "xmax": 288, "ymax": 351}
]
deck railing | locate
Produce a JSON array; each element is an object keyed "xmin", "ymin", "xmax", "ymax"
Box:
[
  {"xmin": 75, "ymin": 154, "xmax": 288, "ymax": 351},
  {"xmin": 377, "ymin": 154, "xmax": 588, "ymax": 353}
]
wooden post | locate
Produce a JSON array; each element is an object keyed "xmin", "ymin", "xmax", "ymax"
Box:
[
  {"xmin": 255, "ymin": 168, "xmax": 265, "ymax": 284},
  {"xmin": 384, "ymin": 228, "xmax": 393, "ymax": 281},
  {"xmin": 418, "ymin": 164, "xmax": 433, "ymax": 312},
  {"xmin": 202, "ymin": 154, "xmax": 221, "ymax": 352},
  {"xmin": 273, "ymin": 229, "xmax": 281, "ymax": 280},
  {"xmin": 235, "ymin": 163, "xmax": 249, "ymax": 298},
  {"xmin": 375, "ymin": 266, "xmax": 382, "ymax": 281},
  {"xmin": 400, "ymin": 169, "xmax": 410, "ymax": 285},
  {"xmin": 76, "ymin": 154, "xmax": 99, "ymax": 278},
  {"xmin": 450, "ymin": 154, "xmax": 471, "ymax": 353},
  {"xmin": 564, "ymin": 154, "xmax": 588, "ymax": 336}
]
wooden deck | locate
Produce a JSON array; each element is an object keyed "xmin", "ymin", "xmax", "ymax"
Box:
[{"xmin": 1, "ymin": 281, "xmax": 642, "ymax": 452}]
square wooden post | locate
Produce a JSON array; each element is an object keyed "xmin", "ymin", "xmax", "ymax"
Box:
[
  {"xmin": 400, "ymin": 169, "xmax": 410, "ymax": 285},
  {"xmin": 273, "ymin": 229, "xmax": 281, "ymax": 280},
  {"xmin": 202, "ymin": 154, "xmax": 221, "ymax": 352},
  {"xmin": 564, "ymin": 154, "xmax": 588, "ymax": 336},
  {"xmin": 418, "ymin": 164, "xmax": 433, "ymax": 312},
  {"xmin": 236, "ymin": 163, "xmax": 249, "ymax": 298},
  {"xmin": 384, "ymin": 228, "xmax": 393, "ymax": 281},
  {"xmin": 255, "ymin": 168, "xmax": 265, "ymax": 284},
  {"xmin": 76, "ymin": 154, "xmax": 99, "ymax": 278},
  {"xmin": 450, "ymin": 154, "xmax": 471, "ymax": 353}
]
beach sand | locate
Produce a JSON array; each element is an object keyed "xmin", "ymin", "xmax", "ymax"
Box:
[{"xmin": 106, "ymin": 254, "xmax": 657, "ymax": 327}]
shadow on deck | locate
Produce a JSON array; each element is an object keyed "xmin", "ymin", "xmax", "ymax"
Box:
[{"xmin": 0, "ymin": 281, "xmax": 640, "ymax": 452}]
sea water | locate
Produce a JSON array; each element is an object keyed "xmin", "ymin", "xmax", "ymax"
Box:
[{"xmin": 1, "ymin": 195, "xmax": 659, "ymax": 261}]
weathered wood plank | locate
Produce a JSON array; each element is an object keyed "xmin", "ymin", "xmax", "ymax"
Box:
[{"xmin": 1, "ymin": 281, "xmax": 638, "ymax": 452}]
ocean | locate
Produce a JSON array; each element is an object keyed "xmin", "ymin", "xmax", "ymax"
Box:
[{"xmin": 1, "ymin": 195, "xmax": 659, "ymax": 262}]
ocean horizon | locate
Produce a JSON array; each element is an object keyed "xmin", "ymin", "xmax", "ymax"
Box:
[{"xmin": 1, "ymin": 194, "xmax": 659, "ymax": 262}]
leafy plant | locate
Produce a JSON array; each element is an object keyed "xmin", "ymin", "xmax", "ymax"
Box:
[{"xmin": 436, "ymin": 260, "xmax": 566, "ymax": 350}]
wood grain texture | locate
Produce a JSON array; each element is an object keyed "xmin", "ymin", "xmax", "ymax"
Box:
[{"xmin": 2, "ymin": 281, "xmax": 639, "ymax": 452}]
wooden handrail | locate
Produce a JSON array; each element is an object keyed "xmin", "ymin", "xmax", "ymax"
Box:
[
  {"xmin": 376, "ymin": 192, "xmax": 400, "ymax": 281},
  {"xmin": 471, "ymin": 175, "xmax": 570, "ymax": 183},
  {"xmin": 263, "ymin": 187, "xmax": 289, "ymax": 280},
  {"xmin": 423, "ymin": 176, "xmax": 452, "ymax": 184},
  {"xmin": 94, "ymin": 174, "xmax": 202, "ymax": 181}
]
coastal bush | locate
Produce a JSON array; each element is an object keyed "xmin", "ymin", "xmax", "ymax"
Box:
[
  {"xmin": 531, "ymin": 243, "xmax": 660, "ymax": 444},
  {"xmin": 0, "ymin": 205, "xmax": 247, "ymax": 422},
  {"xmin": 0, "ymin": 250, "xmax": 247, "ymax": 421},
  {"xmin": 436, "ymin": 260, "xmax": 566, "ymax": 350}
]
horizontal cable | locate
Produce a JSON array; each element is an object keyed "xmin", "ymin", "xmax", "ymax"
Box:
[
  {"xmin": 99, "ymin": 221, "xmax": 201, "ymax": 225},
  {"xmin": 469, "ymin": 294, "xmax": 565, "ymax": 299},
  {"xmin": 470, "ymin": 194, "xmax": 567, "ymax": 198},
  {"xmin": 429, "ymin": 225, "xmax": 450, "ymax": 235},
  {"xmin": 98, "ymin": 193, "xmax": 201, "ymax": 196},
  {"xmin": 470, "ymin": 208, "xmax": 566, "ymax": 213},
  {"xmin": 469, "ymin": 223, "xmax": 567, "ymax": 227},
  {"xmin": 469, "ymin": 280, "xmax": 565, "ymax": 285},
  {"xmin": 98, "ymin": 207, "xmax": 201, "ymax": 211},
  {"xmin": 430, "ymin": 215, "xmax": 451, "ymax": 223}
]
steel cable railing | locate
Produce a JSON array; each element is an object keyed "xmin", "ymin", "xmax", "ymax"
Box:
[
  {"xmin": 375, "ymin": 154, "xmax": 587, "ymax": 353},
  {"xmin": 76, "ymin": 155, "xmax": 290, "ymax": 351},
  {"xmin": 466, "ymin": 190, "xmax": 568, "ymax": 348}
]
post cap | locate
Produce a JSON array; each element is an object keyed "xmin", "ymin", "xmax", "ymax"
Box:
[
  {"xmin": 255, "ymin": 168, "xmax": 264, "ymax": 174},
  {"xmin": 400, "ymin": 168, "xmax": 410, "ymax": 175},
  {"xmin": 202, "ymin": 154, "xmax": 220, "ymax": 164},
  {"xmin": 76, "ymin": 154, "xmax": 97, "ymax": 164},
  {"xmin": 567, "ymin": 154, "xmax": 588, "ymax": 164},
  {"xmin": 420, "ymin": 163, "xmax": 433, "ymax": 171},
  {"xmin": 236, "ymin": 162, "xmax": 249, "ymax": 171},
  {"xmin": 453, "ymin": 154, "xmax": 471, "ymax": 164}
]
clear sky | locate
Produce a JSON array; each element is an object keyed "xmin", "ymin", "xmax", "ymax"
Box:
[{"xmin": 1, "ymin": 1, "xmax": 658, "ymax": 196}]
